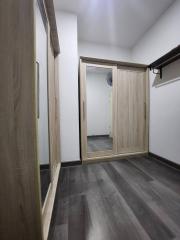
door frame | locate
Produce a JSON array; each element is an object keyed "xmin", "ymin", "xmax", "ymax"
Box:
[{"xmin": 80, "ymin": 60, "xmax": 118, "ymax": 161}]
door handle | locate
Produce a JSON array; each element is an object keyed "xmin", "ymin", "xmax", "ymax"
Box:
[
  {"xmin": 144, "ymin": 102, "xmax": 146, "ymax": 119},
  {"xmin": 83, "ymin": 101, "xmax": 85, "ymax": 121}
]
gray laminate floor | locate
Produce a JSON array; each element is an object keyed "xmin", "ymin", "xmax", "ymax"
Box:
[
  {"xmin": 40, "ymin": 167, "xmax": 50, "ymax": 205},
  {"xmin": 87, "ymin": 135, "xmax": 113, "ymax": 152},
  {"xmin": 48, "ymin": 155, "xmax": 180, "ymax": 240}
]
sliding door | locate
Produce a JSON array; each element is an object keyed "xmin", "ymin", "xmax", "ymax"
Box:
[
  {"xmin": 36, "ymin": 0, "xmax": 51, "ymax": 207},
  {"xmin": 80, "ymin": 62, "xmax": 117, "ymax": 160},
  {"xmin": 117, "ymin": 67, "xmax": 147, "ymax": 154}
]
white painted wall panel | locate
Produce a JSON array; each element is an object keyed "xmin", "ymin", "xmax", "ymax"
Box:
[
  {"xmin": 132, "ymin": 0, "xmax": 180, "ymax": 164},
  {"xmin": 56, "ymin": 11, "xmax": 80, "ymax": 162},
  {"xmin": 86, "ymin": 72, "xmax": 112, "ymax": 136}
]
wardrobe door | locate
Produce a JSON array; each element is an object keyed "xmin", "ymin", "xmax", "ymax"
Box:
[
  {"xmin": 80, "ymin": 61, "xmax": 118, "ymax": 160},
  {"xmin": 117, "ymin": 67, "xmax": 146, "ymax": 154}
]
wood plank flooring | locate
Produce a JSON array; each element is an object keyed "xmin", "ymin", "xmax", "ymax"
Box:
[
  {"xmin": 48, "ymin": 156, "xmax": 180, "ymax": 240},
  {"xmin": 87, "ymin": 135, "xmax": 113, "ymax": 152},
  {"xmin": 40, "ymin": 167, "xmax": 50, "ymax": 205}
]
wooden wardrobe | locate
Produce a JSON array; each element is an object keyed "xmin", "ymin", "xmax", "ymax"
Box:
[
  {"xmin": 0, "ymin": 0, "xmax": 61, "ymax": 240},
  {"xmin": 80, "ymin": 57, "xmax": 149, "ymax": 162}
]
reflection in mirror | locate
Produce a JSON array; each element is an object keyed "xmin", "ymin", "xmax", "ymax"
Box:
[
  {"xmin": 36, "ymin": 1, "xmax": 51, "ymax": 206},
  {"xmin": 86, "ymin": 66, "xmax": 113, "ymax": 153}
]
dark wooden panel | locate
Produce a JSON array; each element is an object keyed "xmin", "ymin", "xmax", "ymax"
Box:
[
  {"xmin": 0, "ymin": 0, "xmax": 42, "ymax": 239},
  {"xmin": 48, "ymin": 168, "xmax": 69, "ymax": 240},
  {"xmin": 112, "ymin": 160, "xmax": 180, "ymax": 234},
  {"xmin": 103, "ymin": 163, "xmax": 174, "ymax": 240},
  {"xmin": 87, "ymin": 163, "xmax": 151, "ymax": 240},
  {"xmin": 68, "ymin": 195, "xmax": 91, "ymax": 240},
  {"xmin": 129, "ymin": 156, "xmax": 180, "ymax": 194},
  {"xmin": 49, "ymin": 156, "xmax": 180, "ymax": 240},
  {"xmin": 114, "ymin": 159, "xmax": 153, "ymax": 182}
]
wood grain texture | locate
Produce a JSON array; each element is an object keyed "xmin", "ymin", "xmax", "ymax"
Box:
[
  {"xmin": 80, "ymin": 56, "xmax": 148, "ymax": 69},
  {"xmin": 80, "ymin": 59, "xmax": 149, "ymax": 162},
  {"xmin": 48, "ymin": 35, "xmax": 56, "ymax": 178},
  {"xmin": 80, "ymin": 61, "xmax": 118, "ymax": 160},
  {"xmin": 117, "ymin": 69, "xmax": 130, "ymax": 153},
  {"xmin": 42, "ymin": 26, "xmax": 61, "ymax": 239},
  {"xmin": 48, "ymin": 156, "xmax": 180, "ymax": 240},
  {"xmin": 54, "ymin": 56, "xmax": 61, "ymax": 168},
  {"xmin": 44, "ymin": 0, "xmax": 60, "ymax": 55},
  {"xmin": 117, "ymin": 67, "xmax": 146, "ymax": 153},
  {"xmin": 48, "ymin": 33, "xmax": 61, "ymax": 179},
  {"xmin": 0, "ymin": 0, "xmax": 42, "ymax": 239},
  {"xmin": 80, "ymin": 60, "xmax": 88, "ymax": 160}
]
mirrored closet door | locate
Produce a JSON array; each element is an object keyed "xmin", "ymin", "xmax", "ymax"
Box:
[
  {"xmin": 36, "ymin": 0, "xmax": 51, "ymax": 207},
  {"xmin": 80, "ymin": 62, "xmax": 118, "ymax": 160},
  {"xmin": 80, "ymin": 58, "xmax": 148, "ymax": 163}
]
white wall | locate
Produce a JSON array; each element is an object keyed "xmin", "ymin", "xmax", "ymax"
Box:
[
  {"xmin": 56, "ymin": 1, "xmax": 180, "ymax": 164},
  {"xmin": 36, "ymin": 3, "xmax": 50, "ymax": 165},
  {"xmin": 79, "ymin": 41, "xmax": 131, "ymax": 62},
  {"xmin": 87, "ymin": 72, "xmax": 112, "ymax": 136},
  {"xmin": 132, "ymin": 0, "xmax": 180, "ymax": 164},
  {"xmin": 56, "ymin": 11, "xmax": 80, "ymax": 162}
]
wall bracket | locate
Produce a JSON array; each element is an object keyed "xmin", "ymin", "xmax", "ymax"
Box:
[
  {"xmin": 150, "ymin": 67, "xmax": 162, "ymax": 79},
  {"xmin": 149, "ymin": 45, "xmax": 180, "ymax": 79}
]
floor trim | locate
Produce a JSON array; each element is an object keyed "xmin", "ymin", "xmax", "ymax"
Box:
[
  {"xmin": 149, "ymin": 152, "xmax": 180, "ymax": 171},
  {"xmin": 40, "ymin": 164, "xmax": 50, "ymax": 170},
  {"xmin": 83, "ymin": 152, "xmax": 148, "ymax": 164},
  {"xmin": 61, "ymin": 161, "xmax": 82, "ymax": 168}
]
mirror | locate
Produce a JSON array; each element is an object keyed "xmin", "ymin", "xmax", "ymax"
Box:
[
  {"xmin": 36, "ymin": 1, "xmax": 51, "ymax": 206},
  {"xmin": 86, "ymin": 66, "xmax": 113, "ymax": 153}
]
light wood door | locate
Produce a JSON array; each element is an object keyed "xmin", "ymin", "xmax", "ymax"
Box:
[
  {"xmin": 117, "ymin": 67, "xmax": 146, "ymax": 154},
  {"xmin": 80, "ymin": 61, "xmax": 118, "ymax": 160},
  {"xmin": 0, "ymin": 1, "xmax": 43, "ymax": 239},
  {"xmin": 48, "ymin": 34, "xmax": 61, "ymax": 178}
]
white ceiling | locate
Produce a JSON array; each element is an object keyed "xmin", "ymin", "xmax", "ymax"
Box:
[{"xmin": 54, "ymin": 0, "xmax": 175, "ymax": 48}]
